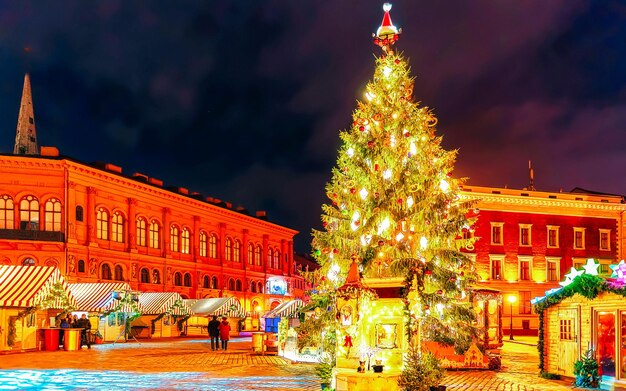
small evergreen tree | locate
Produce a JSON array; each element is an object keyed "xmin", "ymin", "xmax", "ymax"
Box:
[{"xmin": 397, "ymin": 347, "xmax": 444, "ymax": 391}]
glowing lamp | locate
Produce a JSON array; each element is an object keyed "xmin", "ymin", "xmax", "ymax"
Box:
[
  {"xmin": 507, "ymin": 295, "xmax": 517, "ymax": 304},
  {"xmin": 420, "ymin": 236, "xmax": 428, "ymax": 250},
  {"xmin": 255, "ymin": 305, "xmax": 262, "ymax": 312},
  {"xmin": 439, "ymin": 179, "xmax": 450, "ymax": 193}
]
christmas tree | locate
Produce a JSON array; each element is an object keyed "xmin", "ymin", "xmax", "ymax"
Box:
[{"xmin": 311, "ymin": 3, "xmax": 478, "ymax": 354}]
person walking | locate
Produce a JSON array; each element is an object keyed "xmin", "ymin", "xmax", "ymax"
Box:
[
  {"xmin": 76, "ymin": 314, "xmax": 91, "ymax": 349},
  {"xmin": 218, "ymin": 316, "xmax": 231, "ymax": 351},
  {"xmin": 208, "ymin": 315, "xmax": 221, "ymax": 351}
]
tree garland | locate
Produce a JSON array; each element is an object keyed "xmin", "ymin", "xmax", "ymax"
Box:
[{"xmin": 149, "ymin": 300, "xmax": 191, "ymax": 335}]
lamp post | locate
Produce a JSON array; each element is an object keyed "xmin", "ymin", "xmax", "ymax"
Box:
[
  {"xmin": 508, "ymin": 295, "xmax": 517, "ymax": 340},
  {"xmin": 255, "ymin": 306, "xmax": 262, "ymax": 331}
]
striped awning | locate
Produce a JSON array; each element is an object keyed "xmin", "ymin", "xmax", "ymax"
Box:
[
  {"xmin": 69, "ymin": 282, "xmax": 144, "ymax": 313},
  {"xmin": 138, "ymin": 292, "xmax": 192, "ymax": 316},
  {"xmin": 185, "ymin": 297, "xmax": 245, "ymax": 318},
  {"xmin": 263, "ymin": 299, "xmax": 304, "ymax": 319},
  {"xmin": 0, "ymin": 265, "xmax": 75, "ymax": 308}
]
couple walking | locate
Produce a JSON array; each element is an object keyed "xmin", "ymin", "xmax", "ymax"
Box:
[{"xmin": 208, "ymin": 315, "xmax": 231, "ymax": 351}]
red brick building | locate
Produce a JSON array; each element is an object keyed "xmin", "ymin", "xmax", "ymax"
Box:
[
  {"xmin": 0, "ymin": 75, "xmax": 304, "ymax": 318},
  {"xmin": 462, "ymin": 185, "xmax": 626, "ymax": 335}
]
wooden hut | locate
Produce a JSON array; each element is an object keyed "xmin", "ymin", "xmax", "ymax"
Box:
[
  {"xmin": 68, "ymin": 282, "xmax": 144, "ymax": 342},
  {"xmin": 184, "ymin": 297, "xmax": 245, "ymax": 337},
  {"xmin": 534, "ymin": 260, "xmax": 626, "ymax": 389},
  {"xmin": 263, "ymin": 299, "xmax": 304, "ymax": 333},
  {"xmin": 0, "ymin": 265, "xmax": 75, "ymax": 351},
  {"xmin": 133, "ymin": 292, "xmax": 192, "ymax": 338}
]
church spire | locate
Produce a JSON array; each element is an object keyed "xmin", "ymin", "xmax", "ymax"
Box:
[{"xmin": 13, "ymin": 73, "xmax": 39, "ymax": 155}]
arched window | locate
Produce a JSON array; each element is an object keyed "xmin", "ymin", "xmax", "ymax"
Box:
[
  {"xmin": 114, "ymin": 265, "xmax": 124, "ymax": 281},
  {"xmin": 152, "ymin": 269, "xmax": 161, "ymax": 284},
  {"xmin": 22, "ymin": 258, "xmax": 35, "ymax": 266},
  {"xmin": 170, "ymin": 225, "xmax": 179, "ymax": 252},
  {"xmin": 96, "ymin": 207, "xmax": 109, "ymax": 240},
  {"xmin": 267, "ymin": 248, "xmax": 273, "ymax": 268},
  {"xmin": 140, "ymin": 268, "xmax": 150, "ymax": 283},
  {"xmin": 149, "ymin": 220, "xmax": 160, "ymax": 249},
  {"xmin": 181, "ymin": 228, "xmax": 190, "ymax": 254},
  {"xmin": 228, "ymin": 278, "xmax": 235, "ymax": 290},
  {"xmin": 203, "ymin": 275, "xmax": 210, "ymax": 288},
  {"xmin": 174, "ymin": 272, "xmax": 182, "ymax": 286},
  {"xmin": 211, "ymin": 276, "xmax": 218, "ymax": 289},
  {"xmin": 20, "ymin": 195, "xmax": 39, "ymax": 230},
  {"xmin": 224, "ymin": 237, "xmax": 233, "ymax": 261},
  {"xmin": 235, "ymin": 279, "xmax": 242, "ymax": 291},
  {"xmin": 250, "ymin": 280, "xmax": 257, "ymax": 293},
  {"xmin": 247, "ymin": 244, "xmax": 254, "ymax": 265},
  {"xmin": 0, "ymin": 195, "xmax": 14, "ymax": 229},
  {"xmin": 183, "ymin": 273, "xmax": 192, "ymax": 287},
  {"xmin": 78, "ymin": 259, "xmax": 85, "ymax": 273},
  {"xmin": 233, "ymin": 240, "xmax": 241, "ymax": 262},
  {"xmin": 111, "ymin": 211, "xmax": 124, "ymax": 243},
  {"xmin": 44, "ymin": 198, "xmax": 62, "ymax": 231},
  {"xmin": 274, "ymin": 251, "xmax": 281, "ymax": 270},
  {"xmin": 255, "ymin": 245, "xmax": 262, "ymax": 266},
  {"xmin": 209, "ymin": 234, "xmax": 218, "ymax": 258},
  {"xmin": 75, "ymin": 205, "xmax": 83, "ymax": 222},
  {"xmin": 199, "ymin": 232, "xmax": 207, "ymax": 257},
  {"xmin": 101, "ymin": 264, "xmax": 112, "ymax": 280},
  {"xmin": 136, "ymin": 217, "xmax": 147, "ymax": 247},
  {"xmin": 258, "ymin": 281, "xmax": 263, "ymax": 293}
]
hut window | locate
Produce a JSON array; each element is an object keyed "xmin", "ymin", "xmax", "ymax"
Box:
[
  {"xmin": 559, "ymin": 319, "xmax": 573, "ymax": 340},
  {"xmin": 108, "ymin": 313, "xmax": 116, "ymax": 327}
]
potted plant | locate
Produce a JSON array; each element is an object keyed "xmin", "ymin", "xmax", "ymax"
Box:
[
  {"xmin": 573, "ymin": 349, "xmax": 600, "ymax": 389},
  {"xmin": 398, "ymin": 347, "xmax": 445, "ymax": 391},
  {"xmin": 315, "ymin": 356, "xmax": 334, "ymax": 390}
]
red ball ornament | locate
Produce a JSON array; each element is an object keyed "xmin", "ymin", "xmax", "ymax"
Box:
[
  {"xmin": 437, "ymin": 289, "xmax": 443, "ymax": 295},
  {"xmin": 354, "ymin": 221, "xmax": 361, "ymax": 226},
  {"xmin": 368, "ymin": 141, "xmax": 374, "ymax": 148},
  {"xmin": 397, "ymin": 198, "xmax": 403, "ymax": 204},
  {"xmin": 322, "ymin": 222, "xmax": 328, "ymax": 228},
  {"xmin": 394, "ymin": 58, "xmax": 400, "ymax": 64},
  {"xmin": 374, "ymin": 164, "xmax": 379, "ymax": 171},
  {"xmin": 447, "ymin": 172, "xmax": 453, "ymax": 177},
  {"xmin": 350, "ymin": 188, "xmax": 357, "ymax": 194},
  {"xmin": 450, "ymin": 277, "xmax": 456, "ymax": 282},
  {"xmin": 378, "ymin": 240, "xmax": 385, "ymax": 247},
  {"xmin": 332, "ymin": 193, "xmax": 338, "ymax": 198},
  {"xmin": 359, "ymin": 126, "xmax": 365, "ymax": 132},
  {"xmin": 333, "ymin": 248, "xmax": 339, "ymax": 254},
  {"xmin": 426, "ymin": 219, "xmax": 431, "ymax": 225},
  {"xmin": 404, "ymin": 131, "xmax": 410, "ymax": 138},
  {"xmin": 332, "ymin": 201, "xmax": 338, "ymax": 206},
  {"xmin": 424, "ymin": 269, "xmax": 432, "ymax": 275}
]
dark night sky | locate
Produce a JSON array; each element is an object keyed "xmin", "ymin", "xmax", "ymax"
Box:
[{"xmin": 1, "ymin": 1, "xmax": 626, "ymax": 253}]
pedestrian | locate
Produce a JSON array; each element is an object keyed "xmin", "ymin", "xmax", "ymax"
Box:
[
  {"xmin": 59, "ymin": 315, "xmax": 70, "ymax": 346},
  {"xmin": 76, "ymin": 314, "xmax": 91, "ymax": 349},
  {"xmin": 218, "ymin": 316, "xmax": 231, "ymax": 351},
  {"xmin": 208, "ymin": 315, "xmax": 221, "ymax": 351}
]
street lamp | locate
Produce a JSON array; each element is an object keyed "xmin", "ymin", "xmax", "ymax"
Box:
[
  {"xmin": 255, "ymin": 305, "xmax": 262, "ymax": 331},
  {"xmin": 507, "ymin": 295, "xmax": 517, "ymax": 340}
]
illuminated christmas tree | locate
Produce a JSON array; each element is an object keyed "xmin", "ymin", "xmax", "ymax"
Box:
[{"xmin": 311, "ymin": 3, "xmax": 478, "ymax": 354}]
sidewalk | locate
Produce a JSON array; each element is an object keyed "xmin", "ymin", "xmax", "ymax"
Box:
[{"xmin": 505, "ymin": 335, "xmax": 538, "ymax": 347}]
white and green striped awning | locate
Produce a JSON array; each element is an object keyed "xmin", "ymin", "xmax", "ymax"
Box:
[
  {"xmin": 184, "ymin": 297, "xmax": 245, "ymax": 318},
  {"xmin": 138, "ymin": 292, "xmax": 192, "ymax": 316},
  {"xmin": 263, "ymin": 299, "xmax": 304, "ymax": 319}
]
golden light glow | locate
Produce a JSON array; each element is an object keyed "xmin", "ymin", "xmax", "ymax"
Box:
[{"xmin": 507, "ymin": 295, "xmax": 517, "ymax": 304}]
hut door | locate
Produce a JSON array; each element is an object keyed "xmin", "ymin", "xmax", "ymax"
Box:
[{"xmin": 557, "ymin": 308, "xmax": 579, "ymax": 375}]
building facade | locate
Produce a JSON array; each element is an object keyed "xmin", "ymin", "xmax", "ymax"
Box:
[{"xmin": 462, "ymin": 185, "xmax": 626, "ymax": 335}]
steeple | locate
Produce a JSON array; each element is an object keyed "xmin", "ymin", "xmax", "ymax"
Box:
[{"xmin": 13, "ymin": 74, "xmax": 39, "ymax": 155}]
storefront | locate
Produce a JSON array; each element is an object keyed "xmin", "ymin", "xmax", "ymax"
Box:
[
  {"xmin": 134, "ymin": 292, "xmax": 192, "ymax": 338},
  {"xmin": 184, "ymin": 297, "xmax": 245, "ymax": 337}
]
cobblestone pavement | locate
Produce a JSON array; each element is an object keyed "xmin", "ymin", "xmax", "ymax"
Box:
[{"xmin": 0, "ymin": 336, "xmax": 576, "ymax": 390}]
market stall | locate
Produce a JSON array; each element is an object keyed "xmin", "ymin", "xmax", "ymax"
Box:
[
  {"xmin": 263, "ymin": 299, "xmax": 304, "ymax": 333},
  {"xmin": 184, "ymin": 297, "xmax": 245, "ymax": 337},
  {"xmin": 134, "ymin": 292, "xmax": 192, "ymax": 338},
  {"xmin": 0, "ymin": 265, "xmax": 76, "ymax": 351}
]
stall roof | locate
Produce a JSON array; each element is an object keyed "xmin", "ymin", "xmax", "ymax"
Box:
[
  {"xmin": 0, "ymin": 265, "xmax": 75, "ymax": 308},
  {"xmin": 263, "ymin": 299, "xmax": 304, "ymax": 319},
  {"xmin": 184, "ymin": 297, "xmax": 245, "ymax": 318},
  {"xmin": 138, "ymin": 292, "xmax": 192, "ymax": 316},
  {"xmin": 69, "ymin": 282, "xmax": 143, "ymax": 313}
]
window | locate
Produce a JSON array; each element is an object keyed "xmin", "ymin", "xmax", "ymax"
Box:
[
  {"xmin": 599, "ymin": 229, "xmax": 611, "ymax": 251},
  {"xmin": 255, "ymin": 245, "xmax": 262, "ymax": 266},
  {"xmin": 519, "ymin": 258, "xmax": 531, "ymax": 281},
  {"xmin": 233, "ymin": 240, "xmax": 241, "ymax": 262},
  {"xmin": 96, "ymin": 208, "xmax": 109, "ymax": 240},
  {"xmin": 559, "ymin": 319, "xmax": 573, "ymax": 340},
  {"xmin": 183, "ymin": 273, "xmax": 192, "ymax": 287},
  {"xmin": 170, "ymin": 225, "xmax": 180, "ymax": 252},
  {"xmin": 547, "ymin": 226, "xmax": 559, "ymax": 248},
  {"xmin": 599, "ymin": 260, "xmax": 612, "ymax": 276},
  {"xmin": 20, "ymin": 195, "xmax": 39, "ymax": 229},
  {"xmin": 274, "ymin": 251, "xmax": 281, "ymax": 269},
  {"xmin": 519, "ymin": 224, "xmax": 531, "ymax": 246},
  {"xmin": 251, "ymin": 281, "xmax": 257, "ymax": 293},
  {"xmin": 0, "ymin": 195, "xmax": 14, "ymax": 229},
  {"xmin": 101, "ymin": 264, "xmax": 112, "ymax": 280},
  {"xmin": 114, "ymin": 265, "xmax": 124, "ymax": 281},
  {"xmin": 209, "ymin": 234, "xmax": 218, "ymax": 258},
  {"xmin": 181, "ymin": 228, "xmax": 190, "ymax": 254},
  {"xmin": 225, "ymin": 237, "xmax": 233, "ymax": 261},
  {"xmin": 78, "ymin": 259, "xmax": 85, "ymax": 273},
  {"xmin": 203, "ymin": 275, "xmax": 210, "ymax": 288},
  {"xmin": 519, "ymin": 291, "xmax": 531, "ymax": 314},
  {"xmin": 149, "ymin": 220, "xmax": 160, "ymax": 249},
  {"xmin": 174, "ymin": 272, "xmax": 182, "ymax": 286},
  {"xmin": 111, "ymin": 211, "xmax": 124, "ymax": 243},
  {"xmin": 140, "ymin": 268, "xmax": 150, "ymax": 283},
  {"xmin": 547, "ymin": 258, "xmax": 559, "ymax": 282},
  {"xmin": 268, "ymin": 248, "xmax": 274, "ymax": 267},
  {"xmin": 490, "ymin": 256, "xmax": 503, "ymax": 280},
  {"xmin": 152, "ymin": 269, "xmax": 161, "ymax": 284},
  {"xmin": 228, "ymin": 278, "xmax": 235, "ymax": 291},
  {"xmin": 211, "ymin": 276, "xmax": 218, "ymax": 289},
  {"xmin": 136, "ymin": 218, "xmax": 147, "ymax": 247},
  {"xmin": 491, "ymin": 222, "xmax": 503, "ymax": 245},
  {"xmin": 22, "ymin": 258, "xmax": 35, "ymax": 266},
  {"xmin": 248, "ymin": 244, "xmax": 254, "ymax": 265},
  {"xmin": 235, "ymin": 279, "xmax": 242, "ymax": 291},
  {"xmin": 258, "ymin": 281, "xmax": 264, "ymax": 293},
  {"xmin": 574, "ymin": 227, "xmax": 585, "ymax": 250},
  {"xmin": 75, "ymin": 205, "xmax": 83, "ymax": 222},
  {"xmin": 44, "ymin": 199, "xmax": 62, "ymax": 231},
  {"xmin": 199, "ymin": 232, "xmax": 207, "ymax": 257}
]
